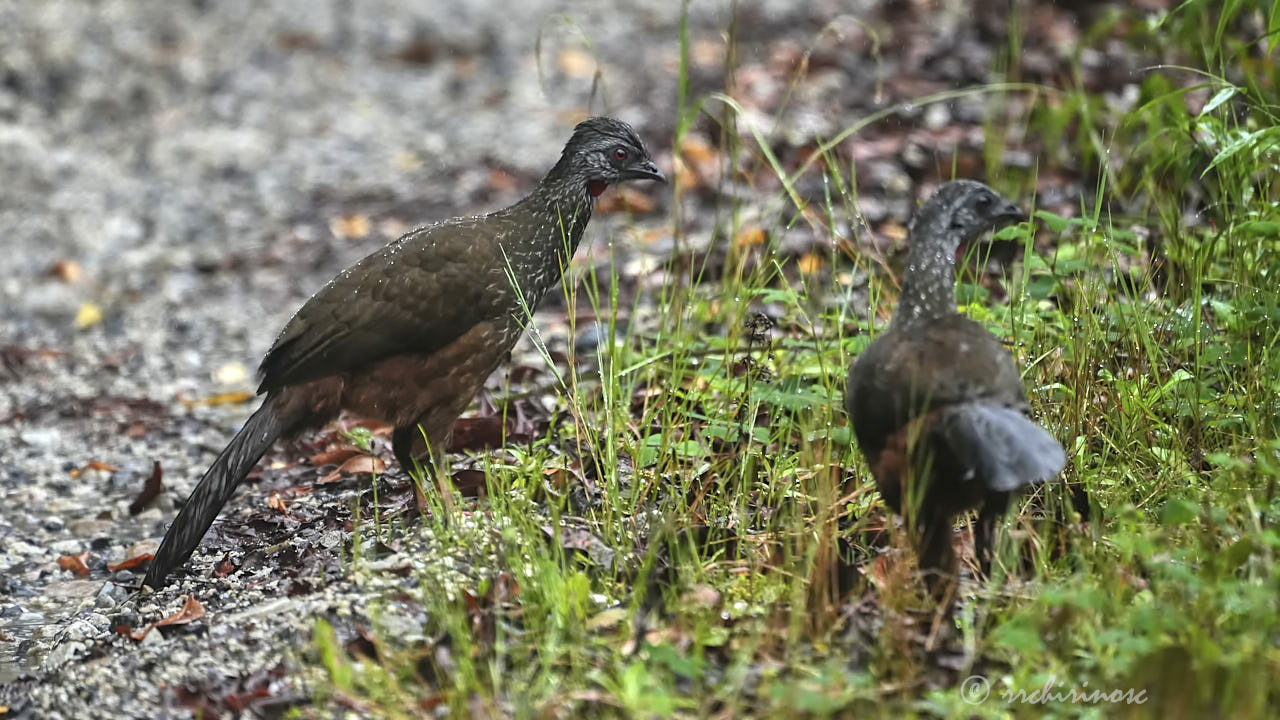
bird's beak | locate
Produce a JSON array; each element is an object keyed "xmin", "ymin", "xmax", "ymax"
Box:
[
  {"xmin": 622, "ymin": 160, "xmax": 667, "ymax": 183},
  {"xmin": 994, "ymin": 202, "xmax": 1029, "ymax": 227}
]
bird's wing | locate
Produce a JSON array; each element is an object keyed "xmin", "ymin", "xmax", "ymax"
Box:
[
  {"xmin": 934, "ymin": 402, "xmax": 1066, "ymax": 491},
  {"xmin": 257, "ymin": 218, "xmax": 522, "ymax": 394},
  {"xmin": 845, "ymin": 314, "xmax": 1029, "ymax": 454}
]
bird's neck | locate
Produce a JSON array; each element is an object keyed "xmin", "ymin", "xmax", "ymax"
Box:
[
  {"xmin": 495, "ymin": 172, "xmax": 595, "ymax": 303},
  {"xmin": 892, "ymin": 217, "xmax": 959, "ymax": 330}
]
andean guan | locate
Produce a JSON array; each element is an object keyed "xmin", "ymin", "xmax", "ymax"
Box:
[
  {"xmin": 844, "ymin": 180, "xmax": 1066, "ymax": 597},
  {"xmin": 143, "ymin": 117, "xmax": 665, "ymax": 589}
]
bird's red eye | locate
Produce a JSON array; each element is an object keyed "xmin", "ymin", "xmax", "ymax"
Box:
[{"xmin": 613, "ymin": 147, "xmax": 628, "ymax": 161}]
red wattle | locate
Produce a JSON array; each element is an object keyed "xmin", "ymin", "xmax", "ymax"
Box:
[{"xmin": 588, "ymin": 179, "xmax": 608, "ymax": 197}]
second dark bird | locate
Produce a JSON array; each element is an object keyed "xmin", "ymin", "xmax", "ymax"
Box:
[
  {"xmin": 844, "ymin": 180, "xmax": 1066, "ymax": 598},
  {"xmin": 144, "ymin": 117, "xmax": 665, "ymax": 589}
]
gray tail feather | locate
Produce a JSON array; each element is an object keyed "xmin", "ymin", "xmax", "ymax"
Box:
[
  {"xmin": 937, "ymin": 403, "xmax": 1066, "ymax": 493},
  {"xmin": 143, "ymin": 400, "xmax": 286, "ymax": 588}
]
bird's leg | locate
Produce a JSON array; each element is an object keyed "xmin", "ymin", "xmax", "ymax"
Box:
[
  {"xmin": 974, "ymin": 491, "xmax": 1010, "ymax": 580},
  {"xmin": 392, "ymin": 425, "xmax": 422, "ymax": 478},
  {"xmin": 917, "ymin": 510, "xmax": 958, "ymax": 604},
  {"xmin": 393, "ymin": 423, "xmax": 455, "ymax": 516}
]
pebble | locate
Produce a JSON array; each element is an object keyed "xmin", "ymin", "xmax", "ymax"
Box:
[{"xmin": 19, "ymin": 427, "xmax": 61, "ymax": 449}]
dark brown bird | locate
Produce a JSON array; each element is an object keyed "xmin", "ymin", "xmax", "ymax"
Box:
[
  {"xmin": 844, "ymin": 180, "xmax": 1065, "ymax": 597},
  {"xmin": 144, "ymin": 117, "xmax": 665, "ymax": 588}
]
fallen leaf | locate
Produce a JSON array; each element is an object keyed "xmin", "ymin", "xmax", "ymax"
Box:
[
  {"xmin": 128, "ymin": 461, "xmax": 163, "ymax": 515},
  {"xmin": 319, "ymin": 454, "xmax": 386, "ymax": 484},
  {"xmin": 678, "ymin": 133, "xmax": 722, "ymax": 187},
  {"xmin": 596, "ymin": 187, "xmax": 657, "ymax": 215},
  {"xmin": 489, "ymin": 168, "xmax": 519, "ymax": 193},
  {"xmin": 879, "ymin": 221, "xmax": 908, "ymax": 243},
  {"xmin": 180, "ymin": 391, "xmax": 255, "ymax": 408},
  {"xmin": 310, "ymin": 447, "xmax": 361, "ymax": 467},
  {"xmin": 130, "ymin": 595, "xmax": 208, "ymax": 640},
  {"xmin": 267, "ymin": 491, "xmax": 287, "ymax": 512},
  {"xmin": 734, "ymin": 225, "xmax": 767, "ymax": 248},
  {"xmin": 797, "ymin": 252, "xmax": 825, "ymax": 274},
  {"xmin": 447, "ymin": 416, "xmax": 513, "ymax": 452},
  {"xmin": 48, "ymin": 259, "xmax": 82, "ymax": 283},
  {"xmin": 330, "ymin": 213, "xmax": 371, "ymax": 240},
  {"xmin": 109, "ymin": 540, "xmax": 158, "ymax": 571},
  {"xmin": 449, "ymin": 468, "xmax": 488, "ymax": 497},
  {"xmin": 75, "ymin": 302, "xmax": 103, "ymax": 329},
  {"xmin": 69, "ymin": 460, "xmax": 119, "ymax": 479},
  {"xmin": 57, "ymin": 552, "xmax": 91, "ymax": 576},
  {"xmin": 156, "ymin": 595, "xmax": 206, "ymax": 626}
]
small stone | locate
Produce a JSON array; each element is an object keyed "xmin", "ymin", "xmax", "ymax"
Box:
[
  {"xmin": 44, "ymin": 640, "xmax": 86, "ymax": 670},
  {"xmin": 43, "ymin": 516, "xmax": 65, "ymax": 532},
  {"xmin": 67, "ymin": 519, "xmax": 114, "ymax": 538},
  {"xmin": 63, "ymin": 618, "xmax": 99, "ymax": 642},
  {"xmin": 14, "ymin": 611, "xmax": 45, "ymax": 626},
  {"xmin": 19, "ymin": 427, "xmax": 61, "ymax": 449},
  {"xmin": 139, "ymin": 627, "xmax": 166, "ymax": 649}
]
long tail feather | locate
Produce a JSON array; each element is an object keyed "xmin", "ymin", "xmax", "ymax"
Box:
[{"xmin": 143, "ymin": 401, "xmax": 286, "ymax": 588}]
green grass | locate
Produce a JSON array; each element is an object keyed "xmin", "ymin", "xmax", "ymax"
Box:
[{"xmin": 299, "ymin": 3, "xmax": 1280, "ymax": 718}]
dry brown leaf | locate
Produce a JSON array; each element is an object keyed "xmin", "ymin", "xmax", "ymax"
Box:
[
  {"xmin": 879, "ymin": 221, "xmax": 909, "ymax": 243},
  {"xmin": 310, "ymin": 447, "xmax": 361, "ymax": 467},
  {"xmin": 319, "ymin": 454, "xmax": 386, "ymax": 484},
  {"xmin": 796, "ymin": 252, "xmax": 825, "ymax": 274},
  {"xmin": 672, "ymin": 155, "xmax": 699, "ymax": 189},
  {"xmin": 596, "ymin": 187, "xmax": 657, "ymax": 215},
  {"xmin": 70, "ymin": 460, "xmax": 119, "ymax": 478},
  {"xmin": 865, "ymin": 554, "xmax": 891, "ymax": 592},
  {"xmin": 108, "ymin": 540, "xmax": 158, "ymax": 571},
  {"xmin": 57, "ymin": 552, "xmax": 91, "ymax": 576},
  {"xmin": 679, "ymin": 133, "xmax": 719, "ymax": 170},
  {"xmin": 130, "ymin": 594, "xmax": 208, "ymax": 638},
  {"xmin": 267, "ymin": 491, "xmax": 287, "ymax": 512},
  {"xmin": 48, "ymin": 259, "xmax": 82, "ymax": 283},
  {"xmin": 734, "ymin": 225, "xmax": 767, "ymax": 249},
  {"xmin": 489, "ymin": 168, "xmax": 519, "ymax": 193}
]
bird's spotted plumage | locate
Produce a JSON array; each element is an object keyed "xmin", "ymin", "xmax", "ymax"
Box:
[{"xmin": 144, "ymin": 117, "xmax": 665, "ymax": 589}]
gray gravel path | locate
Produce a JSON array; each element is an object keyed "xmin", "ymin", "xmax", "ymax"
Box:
[{"xmin": 0, "ymin": 0, "xmax": 722, "ymax": 715}]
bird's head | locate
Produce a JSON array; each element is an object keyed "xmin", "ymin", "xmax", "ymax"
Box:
[
  {"xmin": 552, "ymin": 116, "xmax": 666, "ymax": 198},
  {"xmin": 912, "ymin": 180, "xmax": 1027, "ymax": 252}
]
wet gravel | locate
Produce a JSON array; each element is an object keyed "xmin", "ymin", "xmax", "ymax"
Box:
[{"xmin": 0, "ymin": 0, "xmax": 710, "ymax": 715}]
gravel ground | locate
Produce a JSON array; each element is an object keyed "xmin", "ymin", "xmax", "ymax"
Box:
[{"xmin": 0, "ymin": 0, "xmax": 1113, "ymax": 716}]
